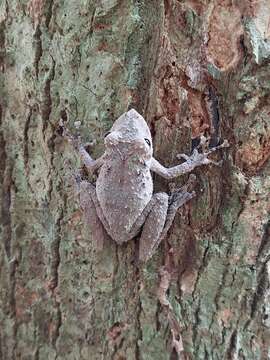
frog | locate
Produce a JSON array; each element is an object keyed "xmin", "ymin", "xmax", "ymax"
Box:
[{"xmin": 62, "ymin": 109, "xmax": 228, "ymax": 262}]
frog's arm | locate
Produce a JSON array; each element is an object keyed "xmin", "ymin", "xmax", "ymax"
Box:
[
  {"xmin": 150, "ymin": 157, "xmax": 199, "ymax": 179},
  {"xmin": 60, "ymin": 121, "xmax": 104, "ymax": 173},
  {"xmin": 150, "ymin": 141, "xmax": 228, "ymax": 179},
  {"xmin": 78, "ymin": 146, "xmax": 104, "ymax": 173}
]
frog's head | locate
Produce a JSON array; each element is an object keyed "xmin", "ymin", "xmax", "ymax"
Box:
[{"xmin": 105, "ymin": 109, "xmax": 153, "ymax": 159}]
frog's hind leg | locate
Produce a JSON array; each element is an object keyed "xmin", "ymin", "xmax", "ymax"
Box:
[
  {"xmin": 139, "ymin": 186, "xmax": 196, "ymax": 262},
  {"xmin": 138, "ymin": 193, "xmax": 169, "ymax": 262},
  {"xmin": 79, "ymin": 180, "xmax": 111, "ymax": 251}
]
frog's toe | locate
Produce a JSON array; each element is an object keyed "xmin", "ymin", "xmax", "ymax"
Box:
[{"xmin": 170, "ymin": 191, "xmax": 196, "ymax": 208}]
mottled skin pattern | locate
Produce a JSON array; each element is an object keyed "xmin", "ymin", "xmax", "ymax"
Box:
[{"xmin": 68, "ymin": 109, "xmax": 227, "ymax": 262}]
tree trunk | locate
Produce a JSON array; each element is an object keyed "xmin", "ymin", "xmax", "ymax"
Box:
[{"xmin": 1, "ymin": 1, "xmax": 270, "ymax": 359}]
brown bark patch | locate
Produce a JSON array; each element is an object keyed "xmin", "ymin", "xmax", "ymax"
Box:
[
  {"xmin": 236, "ymin": 139, "xmax": 270, "ymax": 175},
  {"xmin": 180, "ymin": 270, "xmax": 197, "ymax": 295},
  {"xmin": 236, "ymin": 108, "xmax": 270, "ymax": 174},
  {"xmin": 188, "ymin": 90, "xmax": 210, "ymax": 138},
  {"xmin": 218, "ymin": 308, "xmax": 233, "ymax": 327},
  {"xmin": 27, "ymin": 0, "xmax": 45, "ymax": 26},
  {"xmin": 107, "ymin": 322, "xmax": 128, "ymax": 345},
  {"xmin": 186, "ymin": 0, "xmax": 208, "ymax": 15},
  {"xmin": 206, "ymin": 1, "xmax": 243, "ymax": 71}
]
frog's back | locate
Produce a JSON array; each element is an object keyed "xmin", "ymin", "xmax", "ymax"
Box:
[{"xmin": 96, "ymin": 158, "xmax": 153, "ymax": 241}]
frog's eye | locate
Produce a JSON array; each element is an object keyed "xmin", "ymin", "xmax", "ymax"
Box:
[
  {"xmin": 104, "ymin": 131, "xmax": 111, "ymax": 138},
  {"xmin": 144, "ymin": 138, "xmax": 151, "ymax": 146}
]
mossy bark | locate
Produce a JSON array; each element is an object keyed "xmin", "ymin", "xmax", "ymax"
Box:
[{"xmin": 1, "ymin": 1, "xmax": 270, "ymax": 359}]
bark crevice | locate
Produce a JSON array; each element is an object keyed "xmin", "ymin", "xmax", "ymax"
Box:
[
  {"xmin": 41, "ymin": 56, "xmax": 55, "ymax": 131},
  {"xmin": 33, "ymin": 24, "xmax": 42, "ymax": 78}
]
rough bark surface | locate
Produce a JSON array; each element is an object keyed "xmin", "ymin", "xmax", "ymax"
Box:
[{"xmin": 0, "ymin": 1, "xmax": 270, "ymax": 359}]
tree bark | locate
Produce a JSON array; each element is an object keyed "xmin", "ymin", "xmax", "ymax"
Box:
[{"xmin": 1, "ymin": 1, "xmax": 270, "ymax": 359}]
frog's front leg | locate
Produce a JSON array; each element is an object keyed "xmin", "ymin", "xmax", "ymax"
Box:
[
  {"xmin": 60, "ymin": 120, "xmax": 104, "ymax": 175},
  {"xmin": 150, "ymin": 140, "xmax": 229, "ymax": 179},
  {"xmin": 79, "ymin": 181, "xmax": 111, "ymax": 250}
]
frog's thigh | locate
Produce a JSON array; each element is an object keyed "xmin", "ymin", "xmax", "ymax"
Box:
[
  {"xmin": 79, "ymin": 181, "xmax": 110, "ymax": 250},
  {"xmin": 139, "ymin": 192, "xmax": 169, "ymax": 262}
]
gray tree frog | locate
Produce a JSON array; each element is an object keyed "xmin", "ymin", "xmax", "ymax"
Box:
[{"xmin": 63, "ymin": 109, "xmax": 228, "ymax": 262}]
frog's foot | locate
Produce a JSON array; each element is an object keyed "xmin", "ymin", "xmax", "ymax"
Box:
[
  {"xmin": 164, "ymin": 190, "xmax": 195, "ymax": 238},
  {"xmin": 169, "ymin": 190, "xmax": 196, "ymax": 210},
  {"xmin": 59, "ymin": 119, "xmax": 82, "ymax": 150},
  {"xmin": 169, "ymin": 174, "xmax": 197, "ymax": 206},
  {"xmin": 177, "ymin": 139, "xmax": 229, "ymax": 167}
]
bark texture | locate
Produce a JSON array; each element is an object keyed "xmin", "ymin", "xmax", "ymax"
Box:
[{"xmin": 0, "ymin": 1, "xmax": 270, "ymax": 359}]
